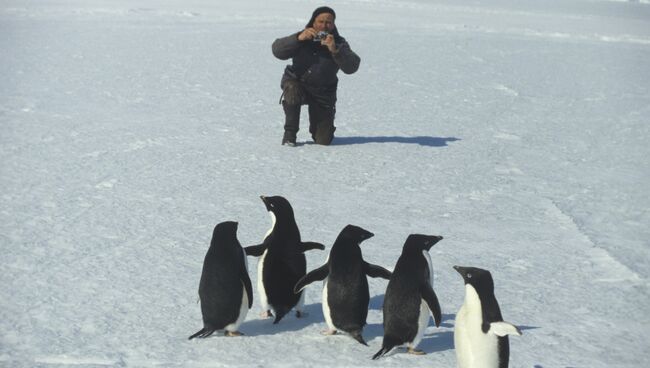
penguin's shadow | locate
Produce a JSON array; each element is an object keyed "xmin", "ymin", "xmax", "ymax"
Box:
[
  {"xmin": 241, "ymin": 303, "xmax": 322, "ymax": 337},
  {"xmin": 363, "ymin": 322, "xmax": 384, "ymax": 343},
  {"xmin": 331, "ymin": 136, "xmax": 461, "ymax": 147},
  {"xmin": 365, "ymin": 294, "xmax": 386, "ymax": 342},
  {"xmin": 438, "ymin": 313, "xmax": 455, "ymax": 329},
  {"xmin": 364, "ymin": 309, "xmax": 457, "ymax": 355},
  {"xmin": 368, "ymin": 294, "xmax": 385, "ymax": 310},
  {"xmin": 518, "ymin": 325, "xmax": 541, "ymax": 332},
  {"xmin": 419, "ymin": 330, "xmax": 455, "ymax": 354}
]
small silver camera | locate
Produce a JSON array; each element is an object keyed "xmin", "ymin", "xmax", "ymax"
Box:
[{"xmin": 313, "ymin": 31, "xmax": 329, "ymax": 42}]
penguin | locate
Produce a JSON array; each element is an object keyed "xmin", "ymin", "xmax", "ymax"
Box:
[
  {"xmin": 372, "ymin": 234, "xmax": 444, "ymax": 359},
  {"xmin": 294, "ymin": 224, "xmax": 392, "ymax": 346},
  {"xmin": 453, "ymin": 266, "xmax": 522, "ymax": 368},
  {"xmin": 245, "ymin": 195, "xmax": 325, "ymax": 323},
  {"xmin": 189, "ymin": 221, "xmax": 253, "ymax": 339}
]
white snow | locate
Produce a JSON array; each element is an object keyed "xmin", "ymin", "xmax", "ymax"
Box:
[{"xmin": 1, "ymin": 0, "xmax": 649, "ymax": 367}]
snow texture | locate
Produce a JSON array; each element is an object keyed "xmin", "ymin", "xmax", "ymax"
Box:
[{"xmin": 1, "ymin": 0, "xmax": 649, "ymax": 367}]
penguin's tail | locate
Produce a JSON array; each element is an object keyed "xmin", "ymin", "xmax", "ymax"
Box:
[
  {"xmin": 371, "ymin": 336, "xmax": 400, "ymax": 360},
  {"xmin": 188, "ymin": 327, "xmax": 216, "ymax": 340},
  {"xmin": 372, "ymin": 346, "xmax": 390, "ymax": 360},
  {"xmin": 272, "ymin": 307, "xmax": 290, "ymax": 324},
  {"xmin": 350, "ymin": 330, "xmax": 368, "ymax": 346}
]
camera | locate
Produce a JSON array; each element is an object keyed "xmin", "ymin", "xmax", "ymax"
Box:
[{"xmin": 313, "ymin": 31, "xmax": 329, "ymax": 42}]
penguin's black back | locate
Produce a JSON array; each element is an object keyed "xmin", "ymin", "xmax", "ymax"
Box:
[
  {"xmin": 473, "ymin": 272, "xmax": 509, "ymax": 368},
  {"xmin": 263, "ymin": 249, "xmax": 306, "ymax": 314},
  {"xmin": 482, "ymin": 290, "xmax": 509, "ymax": 368},
  {"xmin": 327, "ymin": 241, "xmax": 369, "ymax": 332},
  {"xmin": 382, "ymin": 249, "xmax": 430, "ymax": 343},
  {"xmin": 198, "ymin": 222, "xmax": 247, "ymax": 330}
]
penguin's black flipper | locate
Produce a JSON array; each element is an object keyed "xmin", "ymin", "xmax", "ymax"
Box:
[
  {"xmin": 300, "ymin": 241, "xmax": 326, "ymax": 252},
  {"xmin": 244, "ymin": 244, "xmax": 266, "ymax": 257},
  {"xmin": 294, "ymin": 264, "xmax": 329, "ymax": 293},
  {"xmin": 420, "ymin": 282, "xmax": 442, "ymax": 327},
  {"xmin": 363, "ymin": 261, "xmax": 392, "ymax": 279},
  {"xmin": 240, "ymin": 269, "xmax": 254, "ymax": 309},
  {"xmin": 273, "ymin": 306, "xmax": 290, "ymax": 324}
]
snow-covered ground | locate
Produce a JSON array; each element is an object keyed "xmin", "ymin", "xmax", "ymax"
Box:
[{"xmin": 1, "ymin": 0, "xmax": 649, "ymax": 367}]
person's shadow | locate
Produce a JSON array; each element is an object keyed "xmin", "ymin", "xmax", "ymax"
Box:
[{"xmin": 331, "ymin": 136, "xmax": 460, "ymax": 147}]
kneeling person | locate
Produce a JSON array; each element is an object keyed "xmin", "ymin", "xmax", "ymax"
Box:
[{"xmin": 272, "ymin": 6, "xmax": 360, "ymax": 146}]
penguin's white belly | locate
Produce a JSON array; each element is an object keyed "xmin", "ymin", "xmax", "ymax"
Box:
[
  {"xmin": 225, "ymin": 286, "xmax": 249, "ymax": 332},
  {"xmin": 455, "ymin": 304, "xmax": 500, "ymax": 368},
  {"xmin": 407, "ymin": 250, "xmax": 434, "ymax": 349},
  {"xmin": 408, "ymin": 299, "xmax": 430, "ymax": 349},
  {"xmin": 257, "ymin": 249, "xmax": 269, "ymax": 311},
  {"xmin": 322, "ymin": 277, "xmax": 335, "ymax": 330},
  {"xmin": 257, "ymin": 213, "xmax": 275, "ymax": 312}
]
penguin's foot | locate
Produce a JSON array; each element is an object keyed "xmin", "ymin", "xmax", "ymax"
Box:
[
  {"xmin": 225, "ymin": 330, "xmax": 244, "ymax": 337},
  {"xmin": 260, "ymin": 310, "xmax": 273, "ymax": 318},
  {"xmin": 321, "ymin": 329, "xmax": 337, "ymax": 336},
  {"xmin": 407, "ymin": 347, "xmax": 425, "ymax": 355},
  {"xmin": 295, "ymin": 310, "xmax": 308, "ymax": 318}
]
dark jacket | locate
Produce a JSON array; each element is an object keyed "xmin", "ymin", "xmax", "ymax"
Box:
[{"xmin": 272, "ymin": 32, "xmax": 360, "ymax": 96}]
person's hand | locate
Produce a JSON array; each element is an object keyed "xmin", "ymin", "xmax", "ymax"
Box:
[
  {"xmin": 298, "ymin": 28, "xmax": 317, "ymax": 41},
  {"xmin": 321, "ymin": 34, "xmax": 337, "ymax": 53}
]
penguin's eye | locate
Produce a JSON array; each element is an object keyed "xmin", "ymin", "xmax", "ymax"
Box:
[{"xmin": 467, "ymin": 273, "xmax": 472, "ymax": 279}]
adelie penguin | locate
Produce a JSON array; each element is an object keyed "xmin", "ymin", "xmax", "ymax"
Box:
[
  {"xmin": 294, "ymin": 224, "xmax": 392, "ymax": 346},
  {"xmin": 453, "ymin": 266, "xmax": 522, "ymax": 368},
  {"xmin": 189, "ymin": 221, "xmax": 253, "ymax": 339},
  {"xmin": 372, "ymin": 234, "xmax": 444, "ymax": 359},
  {"xmin": 245, "ymin": 195, "xmax": 325, "ymax": 323}
]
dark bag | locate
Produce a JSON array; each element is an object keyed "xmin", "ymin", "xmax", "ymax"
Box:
[{"xmin": 279, "ymin": 66, "xmax": 304, "ymax": 105}]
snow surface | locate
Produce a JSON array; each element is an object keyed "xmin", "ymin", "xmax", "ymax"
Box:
[{"xmin": 1, "ymin": 0, "xmax": 649, "ymax": 367}]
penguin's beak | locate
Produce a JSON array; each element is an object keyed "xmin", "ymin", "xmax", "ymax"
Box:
[
  {"xmin": 423, "ymin": 235, "xmax": 444, "ymax": 250},
  {"xmin": 260, "ymin": 195, "xmax": 270, "ymax": 209},
  {"xmin": 453, "ymin": 265, "xmax": 466, "ymax": 276}
]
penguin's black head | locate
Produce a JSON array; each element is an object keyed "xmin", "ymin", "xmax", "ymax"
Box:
[
  {"xmin": 403, "ymin": 234, "xmax": 444, "ymax": 252},
  {"xmin": 212, "ymin": 221, "xmax": 239, "ymax": 246},
  {"xmin": 339, "ymin": 224, "xmax": 374, "ymax": 243},
  {"xmin": 213, "ymin": 221, "xmax": 238, "ymax": 235},
  {"xmin": 260, "ymin": 195, "xmax": 294, "ymax": 215},
  {"xmin": 453, "ymin": 265, "xmax": 494, "ymax": 292}
]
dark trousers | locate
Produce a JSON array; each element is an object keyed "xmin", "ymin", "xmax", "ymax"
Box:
[
  {"xmin": 281, "ymin": 77, "xmax": 336, "ymax": 145},
  {"xmin": 283, "ymin": 97, "xmax": 336, "ymax": 146}
]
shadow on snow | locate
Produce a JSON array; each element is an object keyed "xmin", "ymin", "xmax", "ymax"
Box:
[
  {"xmin": 331, "ymin": 136, "xmax": 461, "ymax": 147},
  {"xmin": 368, "ymin": 294, "xmax": 385, "ymax": 310},
  {"xmin": 241, "ymin": 303, "xmax": 322, "ymax": 337},
  {"xmin": 366, "ymin": 311, "xmax": 457, "ymax": 355}
]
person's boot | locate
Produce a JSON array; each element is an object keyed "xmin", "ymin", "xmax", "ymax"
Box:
[
  {"xmin": 313, "ymin": 125, "xmax": 335, "ymax": 145},
  {"xmin": 282, "ymin": 131, "xmax": 296, "ymax": 147},
  {"xmin": 282, "ymin": 101, "xmax": 300, "ymax": 146}
]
